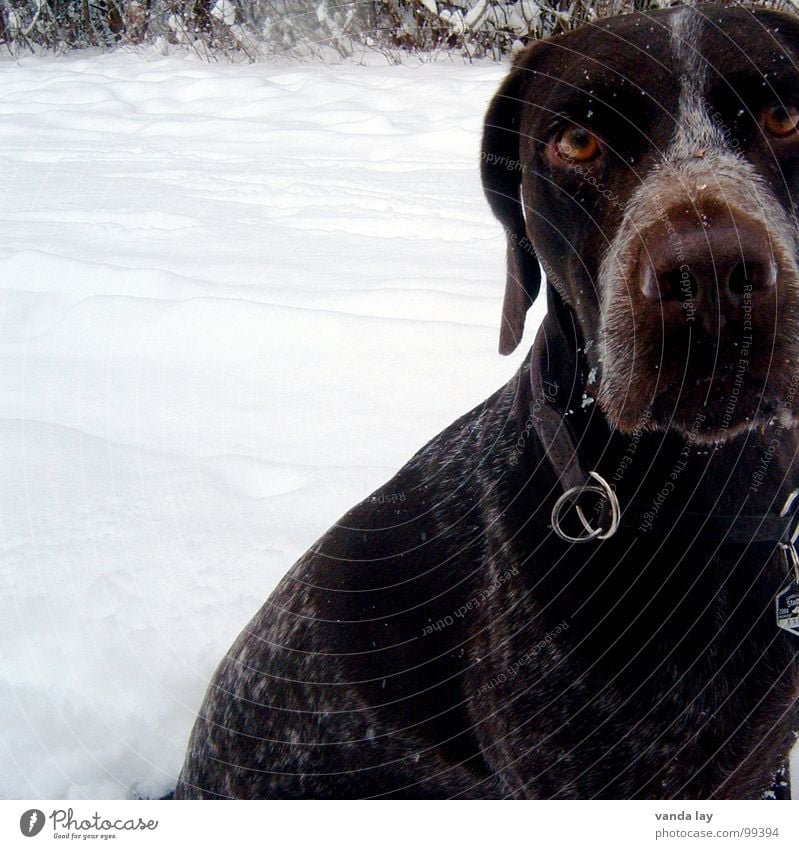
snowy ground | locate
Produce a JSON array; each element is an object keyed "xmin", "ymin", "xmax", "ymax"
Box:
[
  {"xmin": 0, "ymin": 49, "xmax": 541, "ymax": 799},
  {"xmin": 2, "ymin": 47, "xmax": 795, "ymax": 803}
]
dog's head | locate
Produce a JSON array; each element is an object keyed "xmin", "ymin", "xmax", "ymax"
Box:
[{"xmin": 483, "ymin": 2, "xmax": 799, "ymax": 442}]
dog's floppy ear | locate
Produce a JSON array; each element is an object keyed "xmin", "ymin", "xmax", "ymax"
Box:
[{"xmin": 481, "ymin": 52, "xmax": 542, "ymax": 355}]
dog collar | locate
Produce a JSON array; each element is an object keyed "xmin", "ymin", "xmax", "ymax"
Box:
[
  {"xmin": 539, "ymin": 403, "xmax": 799, "ymax": 548},
  {"xmin": 524, "ymin": 306, "xmax": 799, "ymax": 549},
  {"xmin": 528, "ymin": 356, "xmax": 799, "ymax": 547},
  {"xmin": 546, "ymin": 447, "xmax": 799, "ymax": 553}
]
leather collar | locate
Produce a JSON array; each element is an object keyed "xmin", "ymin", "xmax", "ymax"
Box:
[{"xmin": 527, "ymin": 298, "xmax": 799, "ymax": 547}]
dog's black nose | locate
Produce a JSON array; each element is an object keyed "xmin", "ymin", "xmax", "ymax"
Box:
[{"xmin": 640, "ymin": 217, "xmax": 777, "ymax": 335}]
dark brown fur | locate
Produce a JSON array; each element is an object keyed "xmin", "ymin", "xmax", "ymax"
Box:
[{"xmin": 176, "ymin": 4, "xmax": 799, "ymax": 799}]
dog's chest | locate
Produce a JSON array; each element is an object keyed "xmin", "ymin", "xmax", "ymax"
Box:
[{"xmin": 475, "ymin": 536, "xmax": 799, "ymax": 797}]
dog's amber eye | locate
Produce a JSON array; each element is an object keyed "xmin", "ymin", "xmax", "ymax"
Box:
[
  {"xmin": 555, "ymin": 125, "xmax": 601, "ymax": 162},
  {"xmin": 762, "ymin": 104, "xmax": 799, "ymax": 138}
]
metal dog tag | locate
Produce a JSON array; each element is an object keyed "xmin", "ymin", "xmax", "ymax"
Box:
[
  {"xmin": 776, "ymin": 493, "xmax": 799, "ymax": 638},
  {"xmin": 776, "ymin": 581, "xmax": 799, "ymax": 636},
  {"xmin": 776, "ymin": 539, "xmax": 799, "ymax": 636}
]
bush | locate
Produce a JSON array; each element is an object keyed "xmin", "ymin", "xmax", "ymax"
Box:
[{"xmin": 0, "ymin": 0, "xmax": 795, "ymax": 60}]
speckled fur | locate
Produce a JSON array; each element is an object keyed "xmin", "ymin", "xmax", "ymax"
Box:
[{"xmin": 176, "ymin": 5, "xmax": 799, "ymax": 799}]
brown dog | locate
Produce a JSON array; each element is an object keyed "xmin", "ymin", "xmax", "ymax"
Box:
[{"xmin": 176, "ymin": 3, "xmax": 799, "ymax": 798}]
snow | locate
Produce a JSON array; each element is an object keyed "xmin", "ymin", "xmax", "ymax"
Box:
[
  {"xmin": 211, "ymin": 0, "xmax": 237, "ymax": 27},
  {"xmin": 0, "ymin": 49, "xmax": 538, "ymax": 799}
]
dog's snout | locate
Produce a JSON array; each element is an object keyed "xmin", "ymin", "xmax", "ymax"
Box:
[{"xmin": 640, "ymin": 216, "xmax": 777, "ymax": 333}]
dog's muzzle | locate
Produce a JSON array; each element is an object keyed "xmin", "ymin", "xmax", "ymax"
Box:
[{"xmin": 595, "ymin": 153, "xmax": 799, "ymax": 439}]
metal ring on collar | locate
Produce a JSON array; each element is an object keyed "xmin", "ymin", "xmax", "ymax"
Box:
[{"xmin": 551, "ymin": 471, "xmax": 621, "ymax": 544}]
